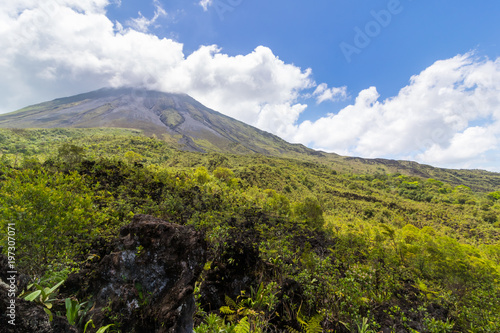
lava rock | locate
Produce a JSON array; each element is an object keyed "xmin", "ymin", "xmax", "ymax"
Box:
[{"xmin": 81, "ymin": 214, "xmax": 207, "ymax": 333}]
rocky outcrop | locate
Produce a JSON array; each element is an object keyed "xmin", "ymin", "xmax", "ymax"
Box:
[{"xmin": 79, "ymin": 214, "xmax": 207, "ymax": 333}]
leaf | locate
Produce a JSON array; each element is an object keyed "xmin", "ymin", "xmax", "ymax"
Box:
[
  {"xmin": 83, "ymin": 320, "xmax": 95, "ymax": 333},
  {"xmin": 46, "ymin": 279, "xmax": 65, "ymax": 295},
  {"xmin": 286, "ymin": 326, "xmax": 301, "ymax": 333},
  {"xmin": 306, "ymin": 313, "xmax": 324, "ymax": 333},
  {"xmin": 234, "ymin": 317, "xmax": 250, "ymax": 333},
  {"xmin": 65, "ymin": 298, "xmax": 80, "ymax": 325},
  {"xmin": 96, "ymin": 324, "xmax": 115, "ymax": 333},
  {"xmin": 220, "ymin": 306, "xmax": 235, "ymax": 314},
  {"xmin": 225, "ymin": 294, "xmax": 238, "ymax": 309},
  {"xmin": 65, "ymin": 297, "xmax": 72, "ymax": 309},
  {"xmin": 43, "ymin": 307, "xmax": 53, "ymax": 322},
  {"xmin": 24, "ymin": 290, "xmax": 41, "ymax": 301}
]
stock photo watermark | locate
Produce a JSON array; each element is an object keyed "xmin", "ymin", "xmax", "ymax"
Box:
[
  {"xmin": 213, "ymin": 0, "xmax": 244, "ymax": 21},
  {"xmin": 4, "ymin": 223, "xmax": 17, "ymax": 326},
  {"xmin": 415, "ymin": 128, "xmax": 447, "ymax": 156},
  {"xmin": 340, "ymin": 0, "xmax": 412, "ymax": 63}
]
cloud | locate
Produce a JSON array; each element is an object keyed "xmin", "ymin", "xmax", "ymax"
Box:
[
  {"xmin": 288, "ymin": 54, "xmax": 500, "ymax": 170},
  {"xmin": 1, "ymin": 0, "xmax": 500, "ymax": 171},
  {"xmin": 126, "ymin": 0, "xmax": 167, "ymax": 33},
  {"xmin": 417, "ymin": 126, "xmax": 497, "ymax": 166},
  {"xmin": 312, "ymin": 83, "xmax": 347, "ymax": 104},
  {"xmin": 0, "ymin": 0, "xmax": 312, "ymax": 118},
  {"xmin": 199, "ymin": 0, "xmax": 213, "ymax": 11},
  {"xmin": 256, "ymin": 103, "xmax": 308, "ymax": 139},
  {"xmin": 165, "ymin": 45, "xmax": 314, "ymax": 127}
]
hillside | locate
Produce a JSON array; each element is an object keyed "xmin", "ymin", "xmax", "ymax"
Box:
[
  {"xmin": 0, "ymin": 127, "xmax": 499, "ymax": 332},
  {"xmin": 0, "ymin": 88, "xmax": 318, "ymax": 157},
  {"xmin": 1, "ymin": 88, "xmax": 499, "ymax": 192}
]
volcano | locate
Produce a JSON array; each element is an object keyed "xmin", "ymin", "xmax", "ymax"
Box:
[{"xmin": 0, "ymin": 87, "xmax": 318, "ymax": 155}]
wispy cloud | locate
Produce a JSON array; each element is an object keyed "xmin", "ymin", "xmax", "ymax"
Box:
[
  {"xmin": 199, "ymin": 0, "xmax": 213, "ymax": 11},
  {"xmin": 126, "ymin": 0, "xmax": 167, "ymax": 33},
  {"xmin": 312, "ymin": 83, "xmax": 347, "ymax": 104}
]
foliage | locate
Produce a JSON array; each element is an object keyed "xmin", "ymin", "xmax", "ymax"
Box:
[
  {"xmin": 2, "ymin": 128, "xmax": 500, "ymax": 332},
  {"xmin": 297, "ymin": 312, "xmax": 325, "ymax": 333},
  {"xmin": 292, "ymin": 197, "xmax": 324, "ymax": 229},
  {"xmin": 0, "ymin": 168, "xmax": 105, "ymax": 275},
  {"xmin": 21, "ymin": 279, "xmax": 65, "ymax": 321},
  {"xmin": 58, "ymin": 143, "xmax": 86, "ymax": 165},
  {"xmin": 220, "ymin": 282, "xmax": 279, "ymax": 332},
  {"xmin": 194, "ymin": 313, "xmax": 235, "ymax": 333},
  {"xmin": 83, "ymin": 320, "xmax": 114, "ymax": 333},
  {"xmin": 65, "ymin": 298, "xmax": 90, "ymax": 326},
  {"xmin": 356, "ymin": 317, "xmax": 377, "ymax": 333}
]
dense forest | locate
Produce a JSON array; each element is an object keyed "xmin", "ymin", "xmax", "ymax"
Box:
[{"xmin": 1, "ymin": 128, "xmax": 499, "ymax": 332}]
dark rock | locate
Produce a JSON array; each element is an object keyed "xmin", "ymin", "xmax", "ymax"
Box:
[
  {"xmin": 199, "ymin": 212, "xmax": 264, "ymax": 312},
  {"xmin": 199, "ymin": 239, "xmax": 259, "ymax": 312},
  {"xmin": 80, "ymin": 214, "xmax": 207, "ymax": 333}
]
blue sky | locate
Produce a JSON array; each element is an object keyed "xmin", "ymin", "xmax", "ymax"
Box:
[
  {"xmin": 1, "ymin": 0, "xmax": 500, "ymax": 170},
  {"xmin": 105, "ymin": 0, "xmax": 500, "ymax": 119}
]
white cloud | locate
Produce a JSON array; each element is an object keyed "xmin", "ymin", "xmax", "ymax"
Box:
[
  {"xmin": 164, "ymin": 45, "xmax": 313, "ymax": 127},
  {"xmin": 312, "ymin": 83, "xmax": 347, "ymax": 104},
  {"xmin": 288, "ymin": 54, "xmax": 500, "ymax": 170},
  {"xmin": 417, "ymin": 126, "xmax": 497, "ymax": 165},
  {"xmin": 199, "ymin": 0, "xmax": 213, "ymax": 11},
  {"xmin": 0, "ymin": 0, "xmax": 313, "ymax": 137},
  {"xmin": 126, "ymin": 0, "xmax": 167, "ymax": 33},
  {"xmin": 1, "ymin": 0, "xmax": 500, "ymax": 171},
  {"xmin": 256, "ymin": 103, "xmax": 308, "ymax": 139}
]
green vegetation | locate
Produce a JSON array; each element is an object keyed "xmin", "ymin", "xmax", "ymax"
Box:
[
  {"xmin": 1, "ymin": 128, "xmax": 499, "ymax": 332},
  {"xmin": 0, "ymin": 168, "xmax": 105, "ymax": 274},
  {"xmin": 160, "ymin": 109, "xmax": 184, "ymax": 128}
]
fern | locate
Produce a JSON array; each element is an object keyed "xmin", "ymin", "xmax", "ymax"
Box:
[
  {"xmin": 225, "ymin": 294, "xmax": 238, "ymax": 309},
  {"xmin": 296, "ymin": 310, "xmax": 324, "ymax": 333},
  {"xmin": 234, "ymin": 317, "xmax": 250, "ymax": 333},
  {"xmin": 286, "ymin": 325, "xmax": 302, "ymax": 333},
  {"xmin": 220, "ymin": 306, "xmax": 235, "ymax": 315},
  {"xmin": 305, "ymin": 313, "xmax": 324, "ymax": 333}
]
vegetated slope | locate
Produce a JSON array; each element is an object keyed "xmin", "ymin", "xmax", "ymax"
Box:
[
  {"xmin": 0, "ymin": 129, "xmax": 499, "ymax": 332},
  {"xmin": 1, "ymin": 127, "xmax": 499, "ymax": 244},
  {"xmin": 2, "ymin": 88, "xmax": 500, "ymax": 191},
  {"xmin": 340, "ymin": 156, "xmax": 500, "ymax": 193}
]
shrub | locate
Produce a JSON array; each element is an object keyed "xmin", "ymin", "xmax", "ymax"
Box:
[
  {"xmin": 0, "ymin": 169, "xmax": 103, "ymax": 275},
  {"xmin": 292, "ymin": 197, "xmax": 324, "ymax": 229},
  {"xmin": 213, "ymin": 167, "xmax": 234, "ymax": 182}
]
